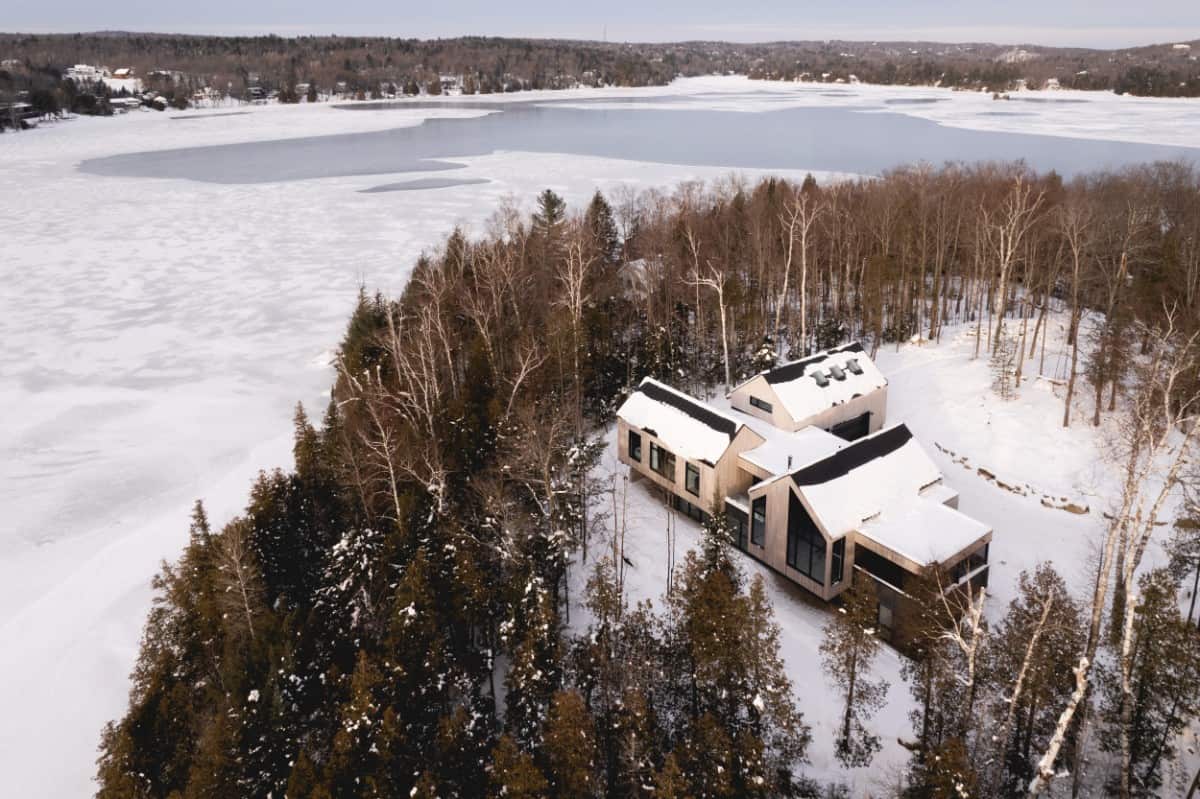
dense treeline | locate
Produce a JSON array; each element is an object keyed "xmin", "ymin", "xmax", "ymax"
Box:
[
  {"xmin": 745, "ymin": 39, "xmax": 1200, "ymax": 98},
  {"xmin": 97, "ymin": 163, "xmax": 1200, "ymax": 797},
  {"xmin": 2, "ymin": 33, "xmax": 1198, "ymax": 108}
]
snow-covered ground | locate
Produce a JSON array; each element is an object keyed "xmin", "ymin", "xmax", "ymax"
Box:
[
  {"xmin": 570, "ymin": 311, "xmax": 1180, "ymax": 793},
  {"xmin": 1, "ymin": 76, "xmax": 1195, "ymax": 798}
]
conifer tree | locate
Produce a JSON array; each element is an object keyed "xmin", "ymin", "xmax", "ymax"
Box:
[
  {"xmin": 325, "ymin": 651, "xmax": 399, "ymax": 798},
  {"xmin": 490, "ymin": 734, "xmax": 548, "ymax": 798},
  {"xmin": 533, "ymin": 189, "xmax": 567, "ymax": 245},
  {"xmin": 285, "ymin": 751, "xmax": 327, "ymax": 799},
  {"xmin": 585, "ymin": 190, "xmax": 622, "ymax": 266},
  {"xmin": 665, "ymin": 549, "xmax": 809, "ymax": 794},
  {"xmin": 1100, "ymin": 569, "xmax": 1200, "ymax": 796},
  {"xmin": 540, "ymin": 690, "xmax": 599, "ymax": 797},
  {"xmin": 986, "ymin": 564, "xmax": 1083, "ymax": 795},
  {"xmin": 505, "ymin": 587, "xmax": 564, "ymax": 746},
  {"xmin": 750, "ymin": 335, "xmax": 778, "ymax": 373},
  {"xmin": 821, "ymin": 577, "xmax": 889, "ymax": 768},
  {"xmin": 653, "ymin": 753, "xmax": 689, "ymax": 798}
]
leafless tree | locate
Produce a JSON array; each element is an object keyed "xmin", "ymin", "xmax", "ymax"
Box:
[
  {"xmin": 777, "ymin": 191, "xmax": 824, "ymax": 354},
  {"xmin": 687, "ymin": 260, "xmax": 732, "ymax": 390},
  {"xmin": 214, "ymin": 519, "xmax": 264, "ymax": 644}
]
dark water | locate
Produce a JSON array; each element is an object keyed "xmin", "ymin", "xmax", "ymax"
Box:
[{"xmin": 80, "ymin": 98, "xmax": 1198, "ymax": 185}]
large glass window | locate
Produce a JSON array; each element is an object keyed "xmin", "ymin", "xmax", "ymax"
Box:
[
  {"xmin": 727, "ymin": 507, "xmax": 747, "ymax": 551},
  {"xmin": 950, "ymin": 543, "xmax": 989, "ymax": 584},
  {"xmin": 787, "ymin": 492, "xmax": 827, "ymax": 584},
  {"xmin": 685, "ymin": 463, "xmax": 700, "ymax": 496},
  {"xmin": 751, "ymin": 496, "xmax": 766, "ymax": 547},
  {"xmin": 628, "ymin": 430, "xmax": 642, "ymax": 462},
  {"xmin": 649, "ymin": 443, "xmax": 675, "ymax": 482},
  {"xmin": 672, "ymin": 494, "xmax": 707, "ymax": 523}
]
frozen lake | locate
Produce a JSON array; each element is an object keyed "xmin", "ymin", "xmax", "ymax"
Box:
[
  {"xmin": 82, "ymin": 92, "xmax": 1198, "ymax": 185},
  {"xmin": 2, "ymin": 75, "xmax": 1199, "ymax": 799}
]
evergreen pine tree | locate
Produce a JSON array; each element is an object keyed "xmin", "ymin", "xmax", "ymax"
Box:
[
  {"xmin": 540, "ymin": 690, "xmax": 599, "ymax": 797},
  {"xmin": 325, "ymin": 652, "xmax": 398, "ymax": 798},
  {"xmin": 987, "ymin": 564, "xmax": 1084, "ymax": 795},
  {"xmin": 532, "ymin": 189, "xmax": 567, "ymax": 244},
  {"xmin": 653, "ymin": 753, "xmax": 688, "ymax": 798},
  {"xmin": 490, "ymin": 734, "xmax": 548, "ymax": 798},
  {"xmin": 750, "ymin": 335, "xmax": 778, "ymax": 373},
  {"xmin": 1099, "ymin": 569, "xmax": 1200, "ymax": 796},
  {"xmin": 820, "ymin": 577, "xmax": 889, "ymax": 768},
  {"xmin": 585, "ymin": 190, "xmax": 622, "ymax": 266}
]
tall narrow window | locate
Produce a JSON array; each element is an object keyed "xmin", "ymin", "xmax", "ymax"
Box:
[
  {"xmin": 751, "ymin": 496, "xmax": 766, "ymax": 547},
  {"xmin": 787, "ymin": 492, "xmax": 827, "ymax": 584},
  {"xmin": 649, "ymin": 443, "xmax": 675, "ymax": 482},
  {"xmin": 685, "ymin": 463, "xmax": 700, "ymax": 496},
  {"xmin": 831, "ymin": 538, "xmax": 845, "ymax": 584},
  {"xmin": 628, "ymin": 430, "xmax": 642, "ymax": 462}
]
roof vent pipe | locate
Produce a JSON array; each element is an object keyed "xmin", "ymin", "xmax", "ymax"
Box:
[{"xmin": 787, "ymin": 455, "xmax": 793, "ymax": 469}]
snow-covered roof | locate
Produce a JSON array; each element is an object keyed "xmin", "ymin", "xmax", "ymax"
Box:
[
  {"xmin": 738, "ymin": 419, "xmax": 846, "ymax": 477},
  {"xmin": 859, "ymin": 497, "xmax": 990, "ymax": 567},
  {"xmin": 617, "ymin": 378, "xmax": 749, "ymax": 465},
  {"xmin": 743, "ymin": 342, "xmax": 887, "ymax": 425},
  {"xmin": 790, "ymin": 424, "xmax": 961, "ymax": 548}
]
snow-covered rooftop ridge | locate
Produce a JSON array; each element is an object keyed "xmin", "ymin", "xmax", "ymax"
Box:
[
  {"xmin": 743, "ymin": 342, "xmax": 888, "ymax": 424},
  {"xmin": 617, "ymin": 378, "xmax": 748, "ymax": 465},
  {"xmin": 791, "ymin": 424, "xmax": 950, "ymax": 543}
]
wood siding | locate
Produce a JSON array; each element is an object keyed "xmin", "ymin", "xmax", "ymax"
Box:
[
  {"xmin": 616, "ymin": 418, "xmax": 764, "ymax": 517},
  {"xmin": 729, "ymin": 375, "xmax": 888, "ymax": 435}
]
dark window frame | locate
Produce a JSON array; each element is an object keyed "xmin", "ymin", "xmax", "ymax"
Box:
[
  {"xmin": 786, "ymin": 492, "xmax": 827, "ymax": 584},
  {"xmin": 628, "ymin": 430, "xmax": 642, "ymax": 462},
  {"xmin": 672, "ymin": 494, "xmax": 707, "ymax": 523},
  {"xmin": 950, "ymin": 543, "xmax": 989, "ymax": 584},
  {"xmin": 832, "ymin": 537, "xmax": 846, "ymax": 584},
  {"xmin": 751, "ymin": 496, "xmax": 766, "ymax": 547},
  {"xmin": 726, "ymin": 505, "xmax": 748, "ymax": 551},
  {"xmin": 749, "ymin": 395, "xmax": 774, "ymax": 414},
  {"xmin": 685, "ymin": 462, "xmax": 701, "ymax": 496},
  {"xmin": 649, "ymin": 442, "xmax": 675, "ymax": 482}
]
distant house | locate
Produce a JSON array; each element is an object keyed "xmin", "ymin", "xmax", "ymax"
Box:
[
  {"xmin": 728, "ymin": 342, "xmax": 887, "ymax": 439},
  {"xmin": 112, "ymin": 68, "xmax": 133, "ymax": 79},
  {"xmin": 616, "ymin": 344, "xmax": 991, "ymax": 642},
  {"xmin": 64, "ymin": 64, "xmax": 102, "ymax": 82}
]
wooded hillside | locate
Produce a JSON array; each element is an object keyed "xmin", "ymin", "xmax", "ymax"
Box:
[{"xmin": 96, "ymin": 162, "xmax": 1200, "ymax": 798}]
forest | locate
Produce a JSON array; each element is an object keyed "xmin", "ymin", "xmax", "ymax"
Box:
[
  {"xmin": 1, "ymin": 32, "xmax": 1198, "ymax": 114},
  {"xmin": 95, "ymin": 161, "xmax": 1200, "ymax": 798}
]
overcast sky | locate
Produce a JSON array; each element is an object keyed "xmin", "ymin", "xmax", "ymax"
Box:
[{"xmin": 5, "ymin": 0, "xmax": 1199, "ymax": 49}]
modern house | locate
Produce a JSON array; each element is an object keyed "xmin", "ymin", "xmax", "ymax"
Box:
[
  {"xmin": 616, "ymin": 344, "xmax": 991, "ymax": 640},
  {"xmin": 729, "ymin": 342, "xmax": 887, "ymax": 439}
]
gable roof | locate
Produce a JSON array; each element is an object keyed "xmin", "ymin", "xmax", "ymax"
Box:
[
  {"xmin": 790, "ymin": 423, "xmax": 912, "ymax": 487},
  {"xmin": 739, "ymin": 342, "xmax": 888, "ymax": 425},
  {"xmin": 788, "ymin": 423, "xmax": 945, "ymax": 542},
  {"xmin": 616, "ymin": 378, "xmax": 751, "ymax": 465},
  {"xmin": 639, "ymin": 379, "xmax": 739, "ymax": 439},
  {"xmin": 765, "ymin": 342, "xmax": 866, "ymax": 385}
]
